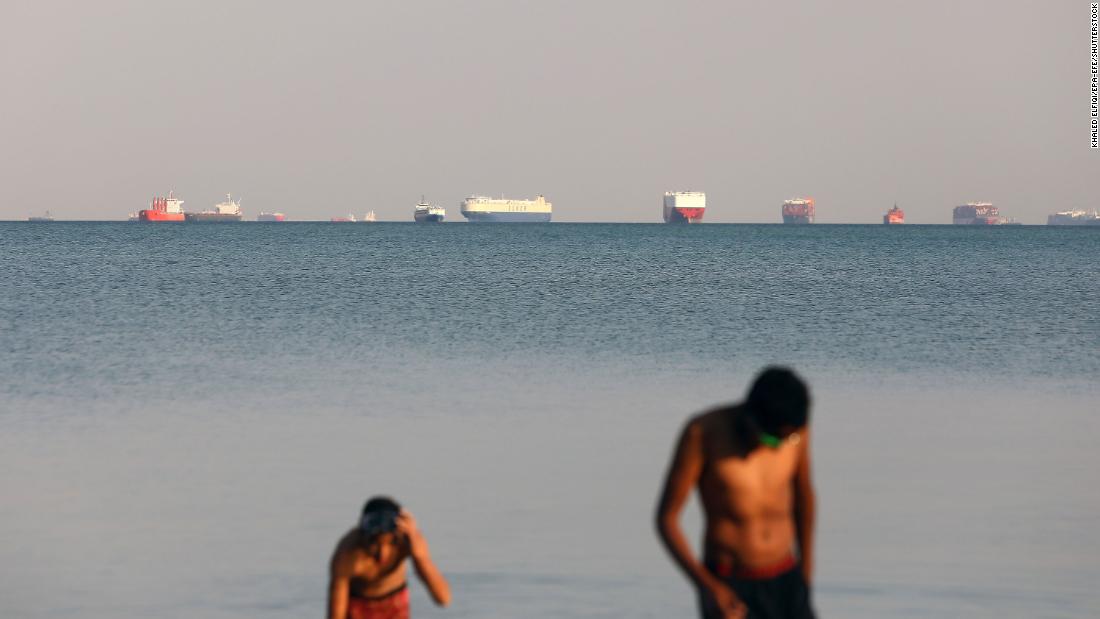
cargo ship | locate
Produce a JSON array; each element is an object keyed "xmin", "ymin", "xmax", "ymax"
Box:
[
  {"xmin": 461, "ymin": 195, "xmax": 551, "ymax": 222},
  {"xmin": 138, "ymin": 191, "xmax": 186, "ymax": 222},
  {"xmin": 362, "ymin": 210, "xmax": 377, "ymax": 223},
  {"xmin": 1047, "ymin": 209, "xmax": 1100, "ymax": 225},
  {"xmin": 331, "ymin": 214, "xmax": 356, "ymax": 222},
  {"xmin": 414, "ymin": 198, "xmax": 445, "ymax": 223},
  {"xmin": 185, "ymin": 193, "xmax": 242, "ymax": 222},
  {"xmin": 257, "ymin": 212, "xmax": 286, "ymax": 222},
  {"xmin": 883, "ymin": 203, "xmax": 905, "ymax": 224},
  {"xmin": 782, "ymin": 198, "xmax": 815, "ymax": 224},
  {"xmin": 27, "ymin": 211, "xmax": 54, "ymax": 222},
  {"xmin": 663, "ymin": 191, "xmax": 706, "ymax": 223},
  {"xmin": 953, "ymin": 202, "xmax": 1011, "ymax": 225}
]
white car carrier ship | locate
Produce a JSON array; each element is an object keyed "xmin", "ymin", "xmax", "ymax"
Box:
[{"xmin": 460, "ymin": 195, "xmax": 552, "ymax": 223}]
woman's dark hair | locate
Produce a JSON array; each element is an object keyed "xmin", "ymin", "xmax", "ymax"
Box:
[
  {"xmin": 359, "ymin": 496, "xmax": 402, "ymax": 540},
  {"xmin": 745, "ymin": 366, "xmax": 810, "ymax": 434},
  {"xmin": 362, "ymin": 496, "xmax": 401, "ymax": 516}
]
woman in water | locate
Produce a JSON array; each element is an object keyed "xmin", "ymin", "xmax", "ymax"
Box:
[{"xmin": 328, "ymin": 497, "xmax": 451, "ymax": 619}]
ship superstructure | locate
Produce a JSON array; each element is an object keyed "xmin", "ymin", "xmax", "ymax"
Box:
[
  {"xmin": 1047, "ymin": 209, "xmax": 1100, "ymax": 225},
  {"xmin": 953, "ymin": 202, "xmax": 1009, "ymax": 225},
  {"xmin": 362, "ymin": 210, "xmax": 377, "ymax": 223},
  {"xmin": 782, "ymin": 198, "xmax": 815, "ymax": 224},
  {"xmin": 461, "ymin": 195, "xmax": 552, "ymax": 223},
  {"xmin": 139, "ymin": 191, "xmax": 186, "ymax": 222},
  {"xmin": 662, "ymin": 191, "xmax": 706, "ymax": 223},
  {"xmin": 414, "ymin": 199, "xmax": 445, "ymax": 223},
  {"xmin": 883, "ymin": 203, "xmax": 905, "ymax": 225},
  {"xmin": 185, "ymin": 193, "xmax": 243, "ymax": 222}
]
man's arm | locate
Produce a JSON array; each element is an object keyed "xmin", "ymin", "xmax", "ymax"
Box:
[
  {"xmin": 327, "ymin": 540, "xmax": 351, "ymax": 619},
  {"xmin": 656, "ymin": 418, "xmax": 745, "ymax": 617},
  {"xmin": 792, "ymin": 427, "xmax": 816, "ymax": 584},
  {"xmin": 397, "ymin": 511, "xmax": 451, "ymax": 607}
]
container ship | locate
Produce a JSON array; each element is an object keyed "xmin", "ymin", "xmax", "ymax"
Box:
[
  {"xmin": 953, "ymin": 202, "xmax": 1010, "ymax": 225},
  {"xmin": 139, "ymin": 191, "xmax": 186, "ymax": 222},
  {"xmin": 782, "ymin": 198, "xmax": 815, "ymax": 224},
  {"xmin": 663, "ymin": 191, "xmax": 706, "ymax": 223},
  {"xmin": 185, "ymin": 194, "xmax": 242, "ymax": 222},
  {"xmin": 883, "ymin": 203, "xmax": 905, "ymax": 224},
  {"xmin": 461, "ymin": 195, "xmax": 551, "ymax": 223},
  {"xmin": 414, "ymin": 198, "xmax": 445, "ymax": 223},
  {"xmin": 1047, "ymin": 209, "xmax": 1100, "ymax": 225},
  {"xmin": 257, "ymin": 212, "xmax": 286, "ymax": 222}
]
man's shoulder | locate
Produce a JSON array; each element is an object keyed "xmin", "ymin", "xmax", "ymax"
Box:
[{"xmin": 692, "ymin": 403, "xmax": 742, "ymax": 432}]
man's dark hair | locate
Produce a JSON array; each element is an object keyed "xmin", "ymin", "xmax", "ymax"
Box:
[
  {"xmin": 362, "ymin": 496, "xmax": 401, "ymax": 516},
  {"xmin": 745, "ymin": 366, "xmax": 811, "ymax": 434}
]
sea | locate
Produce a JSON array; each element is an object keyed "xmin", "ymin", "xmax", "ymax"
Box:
[{"xmin": 1, "ymin": 222, "xmax": 1097, "ymax": 619}]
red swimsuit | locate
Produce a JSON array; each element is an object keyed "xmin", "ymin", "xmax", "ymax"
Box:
[{"xmin": 347, "ymin": 584, "xmax": 410, "ymax": 619}]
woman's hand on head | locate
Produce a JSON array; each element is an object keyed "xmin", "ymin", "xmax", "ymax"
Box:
[{"xmin": 395, "ymin": 510, "xmax": 429, "ymax": 559}]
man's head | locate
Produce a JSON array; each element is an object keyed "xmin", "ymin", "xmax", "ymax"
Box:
[
  {"xmin": 746, "ymin": 366, "xmax": 810, "ymax": 438},
  {"xmin": 360, "ymin": 496, "xmax": 401, "ymax": 538}
]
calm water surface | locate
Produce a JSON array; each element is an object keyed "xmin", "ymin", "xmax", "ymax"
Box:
[{"xmin": 1, "ymin": 223, "xmax": 1098, "ymax": 618}]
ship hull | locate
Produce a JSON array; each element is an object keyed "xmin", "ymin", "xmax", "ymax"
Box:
[
  {"xmin": 461, "ymin": 211, "xmax": 551, "ymax": 223},
  {"xmin": 185, "ymin": 213, "xmax": 242, "ymax": 222},
  {"xmin": 782, "ymin": 214, "xmax": 813, "ymax": 224},
  {"xmin": 1047, "ymin": 214, "xmax": 1100, "ymax": 225},
  {"xmin": 954, "ymin": 217, "xmax": 1003, "ymax": 225},
  {"xmin": 415, "ymin": 213, "xmax": 445, "ymax": 223},
  {"xmin": 138, "ymin": 210, "xmax": 185, "ymax": 222},
  {"xmin": 883, "ymin": 214, "xmax": 904, "ymax": 224},
  {"xmin": 663, "ymin": 206, "xmax": 705, "ymax": 224}
]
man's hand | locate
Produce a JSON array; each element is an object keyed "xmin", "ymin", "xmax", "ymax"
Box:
[
  {"xmin": 703, "ymin": 580, "xmax": 748, "ymax": 619},
  {"xmin": 395, "ymin": 509, "xmax": 429, "ymax": 560}
]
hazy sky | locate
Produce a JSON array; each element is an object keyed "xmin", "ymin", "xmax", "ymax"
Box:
[{"xmin": 1, "ymin": 1, "xmax": 1095, "ymax": 223}]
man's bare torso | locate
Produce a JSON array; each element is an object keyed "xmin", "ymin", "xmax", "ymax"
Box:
[{"xmin": 694, "ymin": 406, "xmax": 803, "ymax": 570}]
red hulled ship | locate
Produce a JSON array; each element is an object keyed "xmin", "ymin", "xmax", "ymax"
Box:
[
  {"xmin": 883, "ymin": 203, "xmax": 905, "ymax": 224},
  {"xmin": 663, "ymin": 191, "xmax": 706, "ymax": 223},
  {"xmin": 138, "ymin": 191, "xmax": 185, "ymax": 222},
  {"xmin": 781, "ymin": 198, "xmax": 814, "ymax": 224}
]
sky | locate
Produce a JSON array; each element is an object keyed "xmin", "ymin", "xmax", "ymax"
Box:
[{"xmin": 1, "ymin": 0, "xmax": 1095, "ymax": 223}]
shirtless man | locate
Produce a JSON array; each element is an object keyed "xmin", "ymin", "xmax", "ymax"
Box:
[
  {"xmin": 328, "ymin": 497, "xmax": 451, "ymax": 619},
  {"xmin": 656, "ymin": 367, "xmax": 816, "ymax": 619}
]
